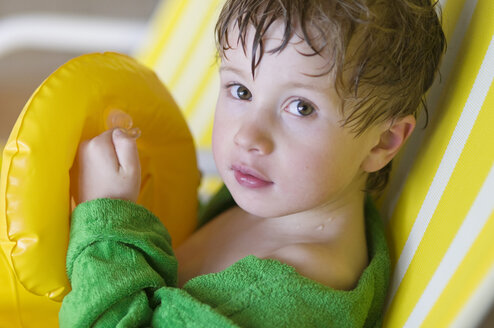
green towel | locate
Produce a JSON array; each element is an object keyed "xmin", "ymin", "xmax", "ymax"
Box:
[{"xmin": 59, "ymin": 192, "xmax": 390, "ymax": 327}]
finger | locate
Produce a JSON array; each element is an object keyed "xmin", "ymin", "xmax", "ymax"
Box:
[
  {"xmin": 92, "ymin": 129, "xmax": 115, "ymax": 144},
  {"xmin": 112, "ymin": 128, "xmax": 140, "ymax": 172},
  {"xmin": 88, "ymin": 129, "xmax": 119, "ymax": 169}
]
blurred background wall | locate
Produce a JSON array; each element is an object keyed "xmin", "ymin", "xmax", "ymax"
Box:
[{"xmin": 0, "ymin": 0, "xmax": 159, "ymax": 144}]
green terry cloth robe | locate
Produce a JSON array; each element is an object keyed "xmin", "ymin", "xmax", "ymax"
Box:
[{"xmin": 59, "ymin": 188, "xmax": 390, "ymax": 328}]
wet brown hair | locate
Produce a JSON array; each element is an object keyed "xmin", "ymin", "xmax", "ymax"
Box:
[{"xmin": 215, "ymin": 0, "xmax": 446, "ymax": 193}]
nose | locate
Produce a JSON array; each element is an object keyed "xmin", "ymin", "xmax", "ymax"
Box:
[{"xmin": 233, "ymin": 118, "xmax": 274, "ymax": 155}]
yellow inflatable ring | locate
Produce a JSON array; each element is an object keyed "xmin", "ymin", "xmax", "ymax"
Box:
[{"xmin": 0, "ymin": 52, "xmax": 200, "ymax": 303}]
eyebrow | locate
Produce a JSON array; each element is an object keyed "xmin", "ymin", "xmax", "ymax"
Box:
[
  {"xmin": 219, "ymin": 65, "xmax": 247, "ymax": 78},
  {"xmin": 287, "ymin": 81, "xmax": 329, "ymax": 94}
]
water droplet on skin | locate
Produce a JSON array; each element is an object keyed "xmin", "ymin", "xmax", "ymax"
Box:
[{"xmin": 316, "ymin": 224, "xmax": 324, "ymax": 231}]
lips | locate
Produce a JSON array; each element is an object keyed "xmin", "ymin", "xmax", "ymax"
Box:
[{"xmin": 231, "ymin": 164, "xmax": 273, "ymax": 188}]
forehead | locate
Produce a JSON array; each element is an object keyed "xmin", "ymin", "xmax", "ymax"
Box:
[{"xmin": 220, "ymin": 20, "xmax": 333, "ymax": 79}]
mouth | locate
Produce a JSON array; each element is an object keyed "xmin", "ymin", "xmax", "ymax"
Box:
[{"xmin": 231, "ymin": 164, "xmax": 273, "ymax": 188}]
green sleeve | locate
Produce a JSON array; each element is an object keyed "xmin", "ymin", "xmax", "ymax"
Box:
[{"xmin": 59, "ymin": 198, "xmax": 238, "ymax": 328}]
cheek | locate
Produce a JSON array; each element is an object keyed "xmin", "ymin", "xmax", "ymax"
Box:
[
  {"xmin": 280, "ymin": 143, "xmax": 352, "ymax": 201},
  {"xmin": 281, "ymin": 147, "xmax": 332, "ymax": 189},
  {"xmin": 304, "ymin": 153, "xmax": 339, "ymax": 191}
]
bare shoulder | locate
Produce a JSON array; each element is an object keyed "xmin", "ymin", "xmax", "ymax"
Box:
[{"xmin": 265, "ymin": 243, "xmax": 366, "ymax": 290}]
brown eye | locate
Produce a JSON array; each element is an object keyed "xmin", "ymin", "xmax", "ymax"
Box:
[
  {"xmin": 286, "ymin": 99, "xmax": 315, "ymax": 117},
  {"xmin": 230, "ymin": 85, "xmax": 252, "ymax": 100}
]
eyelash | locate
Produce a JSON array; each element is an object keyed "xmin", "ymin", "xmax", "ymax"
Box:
[{"xmin": 224, "ymin": 83, "xmax": 318, "ymax": 117}]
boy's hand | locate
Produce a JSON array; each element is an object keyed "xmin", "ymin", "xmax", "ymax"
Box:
[{"xmin": 74, "ymin": 128, "xmax": 141, "ymax": 204}]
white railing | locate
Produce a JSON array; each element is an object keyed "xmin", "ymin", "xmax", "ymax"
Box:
[{"xmin": 0, "ymin": 14, "xmax": 147, "ymax": 57}]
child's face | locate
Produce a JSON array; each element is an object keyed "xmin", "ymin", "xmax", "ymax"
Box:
[{"xmin": 212, "ymin": 22, "xmax": 381, "ymax": 219}]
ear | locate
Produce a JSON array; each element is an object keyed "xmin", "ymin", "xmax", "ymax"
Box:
[{"xmin": 361, "ymin": 115, "xmax": 416, "ymax": 173}]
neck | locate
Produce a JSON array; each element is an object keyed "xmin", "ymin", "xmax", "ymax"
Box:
[{"xmin": 258, "ymin": 189, "xmax": 367, "ymax": 245}]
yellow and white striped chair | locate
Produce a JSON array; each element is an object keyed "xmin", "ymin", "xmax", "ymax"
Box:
[
  {"xmin": 379, "ymin": 0, "xmax": 494, "ymax": 326},
  {"xmin": 0, "ymin": 0, "xmax": 492, "ymax": 326}
]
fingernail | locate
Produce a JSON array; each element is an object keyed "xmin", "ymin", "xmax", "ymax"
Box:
[
  {"xmin": 114, "ymin": 127, "xmax": 141, "ymax": 139},
  {"xmin": 114, "ymin": 128, "xmax": 126, "ymax": 137}
]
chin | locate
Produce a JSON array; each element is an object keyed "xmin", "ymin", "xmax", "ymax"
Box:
[
  {"xmin": 236, "ymin": 200, "xmax": 282, "ymax": 218},
  {"xmin": 227, "ymin": 188, "xmax": 293, "ymax": 219},
  {"xmin": 221, "ymin": 169, "xmax": 295, "ymax": 218}
]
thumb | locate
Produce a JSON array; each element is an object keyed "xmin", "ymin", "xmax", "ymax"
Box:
[{"xmin": 112, "ymin": 128, "xmax": 140, "ymax": 172}]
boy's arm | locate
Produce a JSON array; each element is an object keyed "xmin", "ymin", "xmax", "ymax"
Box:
[{"xmin": 59, "ymin": 198, "xmax": 237, "ymax": 327}]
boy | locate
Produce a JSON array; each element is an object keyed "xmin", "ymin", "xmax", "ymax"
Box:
[{"xmin": 60, "ymin": 0, "xmax": 445, "ymax": 326}]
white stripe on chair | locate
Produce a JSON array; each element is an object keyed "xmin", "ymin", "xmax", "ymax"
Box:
[
  {"xmin": 387, "ymin": 33, "xmax": 494, "ymax": 306},
  {"xmin": 404, "ymin": 163, "xmax": 494, "ymax": 327}
]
